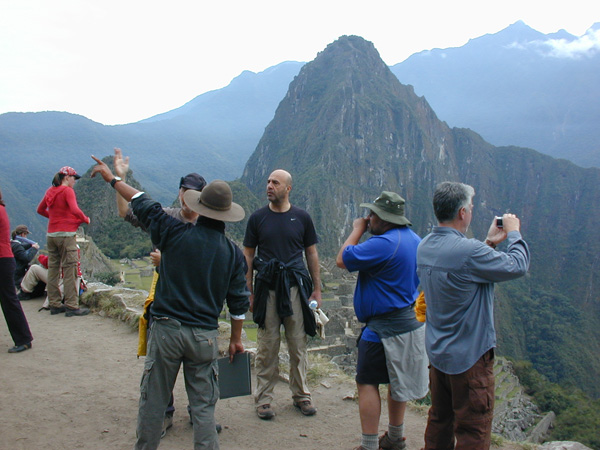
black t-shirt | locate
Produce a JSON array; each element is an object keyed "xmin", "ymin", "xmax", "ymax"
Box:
[{"xmin": 243, "ymin": 205, "xmax": 318, "ymax": 266}]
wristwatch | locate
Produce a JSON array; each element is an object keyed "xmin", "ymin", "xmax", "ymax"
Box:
[{"xmin": 110, "ymin": 176, "xmax": 122, "ymax": 188}]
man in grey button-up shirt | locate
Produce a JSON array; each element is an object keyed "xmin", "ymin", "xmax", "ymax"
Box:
[{"xmin": 417, "ymin": 181, "xmax": 530, "ymax": 450}]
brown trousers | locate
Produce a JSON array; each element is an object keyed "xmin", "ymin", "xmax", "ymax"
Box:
[
  {"xmin": 46, "ymin": 235, "xmax": 79, "ymax": 309},
  {"xmin": 424, "ymin": 349, "xmax": 495, "ymax": 450}
]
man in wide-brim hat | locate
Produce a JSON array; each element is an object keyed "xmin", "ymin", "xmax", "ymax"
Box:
[
  {"xmin": 91, "ymin": 156, "xmax": 249, "ymax": 450},
  {"xmin": 182, "ymin": 180, "xmax": 245, "ymax": 222}
]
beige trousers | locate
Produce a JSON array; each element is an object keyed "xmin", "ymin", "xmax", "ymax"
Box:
[
  {"xmin": 20, "ymin": 264, "xmax": 47, "ymax": 293},
  {"xmin": 254, "ymin": 286, "xmax": 311, "ymax": 407}
]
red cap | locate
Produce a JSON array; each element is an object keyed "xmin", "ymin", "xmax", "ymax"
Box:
[{"xmin": 59, "ymin": 166, "xmax": 81, "ymax": 179}]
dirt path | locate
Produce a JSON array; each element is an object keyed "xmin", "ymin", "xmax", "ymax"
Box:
[{"xmin": 0, "ymin": 298, "xmax": 520, "ymax": 450}]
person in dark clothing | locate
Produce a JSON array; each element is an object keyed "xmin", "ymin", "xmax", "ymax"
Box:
[
  {"xmin": 91, "ymin": 156, "xmax": 249, "ymax": 450},
  {"xmin": 0, "ymin": 188, "xmax": 33, "ymax": 353},
  {"xmin": 113, "ymin": 147, "xmax": 207, "ymax": 437},
  {"xmin": 243, "ymin": 169, "xmax": 321, "ymax": 420},
  {"xmin": 10, "ymin": 225, "xmax": 39, "ymax": 288}
]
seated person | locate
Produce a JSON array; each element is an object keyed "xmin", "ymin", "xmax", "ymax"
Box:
[
  {"xmin": 19, "ymin": 255, "xmax": 48, "ymax": 300},
  {"xmin": 11, "ymin": 225, "xmax": 39, "ymax": 288}
]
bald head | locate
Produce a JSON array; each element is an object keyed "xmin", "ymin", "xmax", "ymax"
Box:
[
  {"xmin": 267, "ymin": 169, "xmax": 292, "ymax": 208},
  {"xmin": 270, "ymin": 169, "xmax": 292, "ymax": 186}
]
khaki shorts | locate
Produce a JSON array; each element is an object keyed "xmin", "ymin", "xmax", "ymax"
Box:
[{"xmin": 381, "ymin": 325, "xmax": 429, "ymax": 402}]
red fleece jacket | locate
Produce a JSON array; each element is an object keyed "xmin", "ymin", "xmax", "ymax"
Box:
[
  {"xmin": 0, "ymin": 206, "xmax": 14, "ymax": 258},
  {"xmin": 37, "ymin": 185, "xmax": 89, "ymax": 233}
]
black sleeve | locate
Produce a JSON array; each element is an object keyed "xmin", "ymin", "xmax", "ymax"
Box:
[
  {"xmin": 302, "ymin": 211, "xmax": 319, "ymax": 248},
  {"xmin": 226, "ymin": 243, "xmax": 250, "ymax": 315},
  {"xmin": 130, "ymin": 194, "xmax": 180, "ymax": 250},
  {"xmin": 243, "ymin": 212, "xmax": 258, "ymax": 248}
]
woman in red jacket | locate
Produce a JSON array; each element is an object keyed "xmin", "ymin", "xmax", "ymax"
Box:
[
  {"xmin": 37, "ymin": 166, "xmax": 90, "ymax": 317},
  {"xmin": 0, "ymin": 187, "xmax": 33, "ymax": 352}
]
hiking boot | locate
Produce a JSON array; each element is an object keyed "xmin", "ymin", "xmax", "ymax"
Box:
[
  {"xmin": 256, "ymin": 404, "xmax": 275, "ymax": 420},
  {"xmin": 161, "ymin": 412, "xmax": 173, "ymax": 439},
  {"xmin": 379, "ymin": 432, "xmax": 407, "ymax": 450},
  {"xmin": 294, "ymin": 400, "xmax": 317, "ymax": 416},
  {"xmin": 50, "ymin": 306, "xmax": 66, "ymax": 315},
  {"xmin": 65, "ymin": 307, "xmax": 90, "ymax": 317}
]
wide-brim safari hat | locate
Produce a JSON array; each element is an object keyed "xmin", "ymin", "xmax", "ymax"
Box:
[
  {"xmin": 360, "ymin": 191, "xmax": 412, "ymax": 226},
  {"xmin": 183, "ymin": 180, "xmax": 245, "ymax": 222}
]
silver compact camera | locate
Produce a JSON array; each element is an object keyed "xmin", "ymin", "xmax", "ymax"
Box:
[{"xmin": 495, "ymin": 216, "xmax": 503, "ymax": 228}]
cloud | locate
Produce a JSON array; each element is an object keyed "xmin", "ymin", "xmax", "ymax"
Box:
[
  {"xmin": 505, "ymin": 42, "xmax": 527, "ymax": 51},
  {"xmin": 541, "ymin": 28, "xmax": 600, "ymax": 58}
]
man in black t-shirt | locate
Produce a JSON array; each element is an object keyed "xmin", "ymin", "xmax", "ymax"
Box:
[{"xmin": 243, "ymin": 169, "xmax": 322, "ymax": 420}]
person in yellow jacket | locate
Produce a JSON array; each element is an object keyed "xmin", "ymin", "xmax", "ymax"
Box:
[
  {"xmin": 137, "ymin": 270, "xmax": 158, "ymax": 357},
  {"xmin": 415, "ymin": 291, "xmax": 426, "ymax": 323}
]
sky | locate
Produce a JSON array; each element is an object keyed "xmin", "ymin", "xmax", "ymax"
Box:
[{"xmin": 1, "ymin": 0, "xmax": 599, "ymax": 125}]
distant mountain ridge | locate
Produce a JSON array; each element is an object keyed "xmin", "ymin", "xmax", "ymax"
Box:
[
  {"xmin": 2, "ymin": 21, "xmax": 598, "ymax": 241},
  {"xmin": 390, "ymin": 21, "xmax": 600, "ymax": 167},
  {"xmin": 0, "ymin": 62, "xmax": 302, "ymax": 238}
]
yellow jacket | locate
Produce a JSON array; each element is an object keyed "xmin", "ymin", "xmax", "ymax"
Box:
[
  {"xmin": 137, "ymin": 271, "xmax": 159, "ymax": 357},
  {"xmin": 415, "ymin": 291, "xmax": 426, "ymax": 323}
]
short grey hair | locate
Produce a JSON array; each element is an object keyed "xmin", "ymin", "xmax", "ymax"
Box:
[{"xmin": 433, "ymin": 182, "xmax": 475, "ymax": 223}]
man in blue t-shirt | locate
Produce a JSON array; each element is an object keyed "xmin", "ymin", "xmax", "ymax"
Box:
[
  {"xmin": 336, "ymin": 191, "xmax": 428, "ymax": 450},
  {"xmin": 243, "ymin": 169, "xmax": 321, "ymax": 420}
]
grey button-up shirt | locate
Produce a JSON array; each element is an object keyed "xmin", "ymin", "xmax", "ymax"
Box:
[{"xmin": 417, "ymin": 227, "xmax": 530, "ymax": 374}]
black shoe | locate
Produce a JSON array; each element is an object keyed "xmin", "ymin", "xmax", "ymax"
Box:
[
  {"xmin": 50, "ymin": 306, "xmax": 67, "ymax": 315},
  {"xmin": 17, "ymin": 290, "xmax": 32, "ymax": 300},
  {"xmin": 8, "ymin": 342, "xmax": 32, "ymax": 353},
  {"xmin": 216, "ymin": 423, "xmax": 222, "ymax": 433},
  {"xmin": 65, "ymin": 307, "xmax": 90, "ymax": 317}
]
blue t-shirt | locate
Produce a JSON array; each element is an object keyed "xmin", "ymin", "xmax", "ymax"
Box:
[{"xmin": 343, "ymin": 227, "xmax": 421, "ymax": 342}]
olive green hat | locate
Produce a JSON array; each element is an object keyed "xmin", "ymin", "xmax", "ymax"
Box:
[{"xmin": 360, "ymin": 191, "xmax": 411, "ymax": 226}]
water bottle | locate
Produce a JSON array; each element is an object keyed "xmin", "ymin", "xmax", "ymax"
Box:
[{"xmin": 309, "ymin": 299, "xmax": 318, "ymax": 310}]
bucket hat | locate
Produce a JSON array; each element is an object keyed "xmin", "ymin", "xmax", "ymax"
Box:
[
  {"xmin": 360, "ymin": 191, "xmax": 411, "ymax": 226},
  {"xmin": 183, "ymin": 180, "xmax": 245, "ymax": 222}
]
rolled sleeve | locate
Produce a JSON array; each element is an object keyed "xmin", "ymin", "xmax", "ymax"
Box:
[{"xmin": 469, "ymin": 232, "xmax": 530, "ymax": 283}]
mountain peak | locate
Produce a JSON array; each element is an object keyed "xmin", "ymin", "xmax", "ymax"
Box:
[
  {"xmin": 241, "ymin": 35, "xmax": 453, "ymax": 254},
  {"xmin": 467, "ymin": 20, "xmax": 544, "ymax": 47}
]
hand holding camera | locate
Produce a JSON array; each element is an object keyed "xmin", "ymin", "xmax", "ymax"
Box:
[
  {"xmin": 498, "ymin": 214, "xmax": 520, "ymax": 233},
  {"xmin": 486, "ymin": 213, "xmax": 521, "ymax": 247}
]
